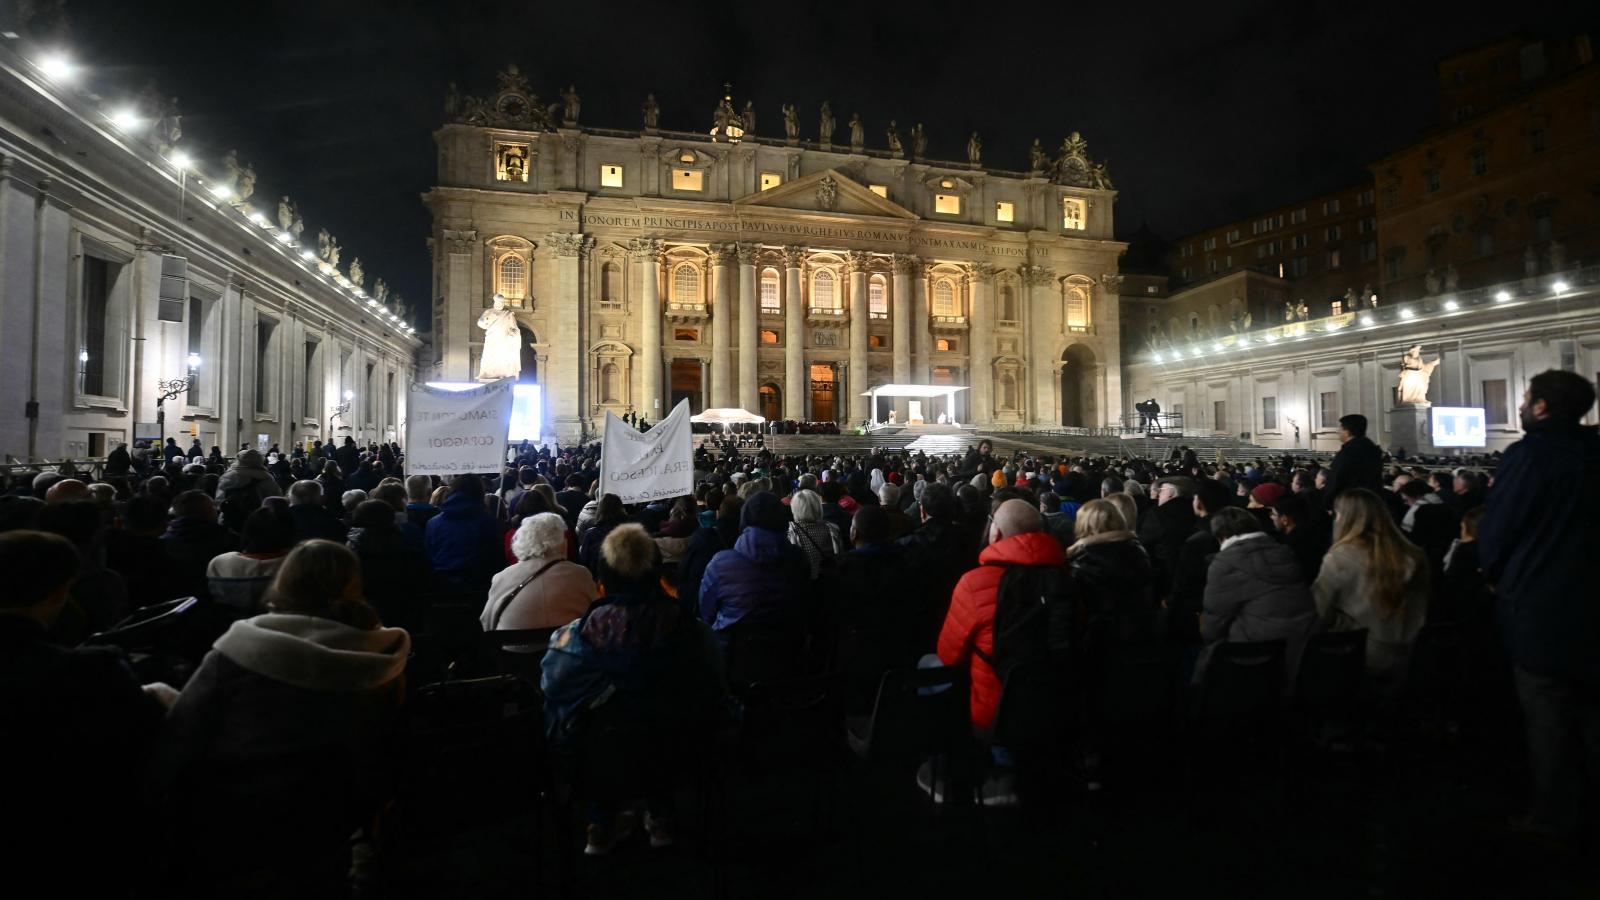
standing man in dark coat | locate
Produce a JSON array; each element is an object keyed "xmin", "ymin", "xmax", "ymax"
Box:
[
  {"xmin": 334, "ymin": 437, "xmax": 361, "ymax": 483},
  {"xmin": 1479, "ymin": 370, "xmax": 1600, "ymax": 841},
  {"xmin": 1322, "ymin": 413, "xmax": 1383, "ymax": 502}
]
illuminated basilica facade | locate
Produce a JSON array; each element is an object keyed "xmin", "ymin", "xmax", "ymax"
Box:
[{"xmin": 424, "ymin": 70, "xmax": 1128, "ymax": 442}]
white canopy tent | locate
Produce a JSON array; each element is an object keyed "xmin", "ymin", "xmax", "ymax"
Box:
[
  {"xmin": 690, "ymin": 407, "xmax": 766, "ymax": 427},
  {"xmin": 858, "ymin": 383, "xmax": 969, "ymax": 426}
]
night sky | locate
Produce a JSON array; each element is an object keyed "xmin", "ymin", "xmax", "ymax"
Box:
[{"xmin": 48, "ymin": 1, "xmax": 1597, "ymax": 323}]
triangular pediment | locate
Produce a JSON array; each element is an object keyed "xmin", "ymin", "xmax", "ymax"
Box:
[{"xmin": 734, "ymin": 168, "xmax": 919, "ymax": 219}]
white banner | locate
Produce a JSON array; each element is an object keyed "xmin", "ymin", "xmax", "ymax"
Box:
[
  {"xmin": 599, "ymin": 398, "xmax": 694, "ymax": 504},
  {"xmin": 405, "ymin": 379, "xmax": 516, "ymax": 476}
]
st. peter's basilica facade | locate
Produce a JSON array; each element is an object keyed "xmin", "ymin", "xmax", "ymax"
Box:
[{"xmin": 424, "ymin": 70, "xmax": 1127, "ymax": 442}]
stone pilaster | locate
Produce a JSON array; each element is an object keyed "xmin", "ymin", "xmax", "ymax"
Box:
[
  {"xmin": 629, "ymin": 237, "xmax": 664, "ymax": 418},
  {"xmin": 847, "ymin": 250, "xmax": 870, "ymax": 423},
  {"xmin": 442, "ymin": 227, "xmax": 478, "ymax": 382},
  {"xmin": 736, "ymin": 242, "xmax": 759, "ymax": 413},
  {"xmin": 1020, "ymin": 263, "xmax": 1056, "ymax": 425},
  {"xmin": 969, "ymin": 262, "xmax": 996, "ymax": 425},
  {"xmin": 783, "ymin": 245, "xmax": 805, "ymax": 420},
  {"xmin": 891, "ymin": 254, "xmax": 916, "ymax": 421},
  {"xmin": 912, "ymin": 263, "xmax": 930, "ymax": 383},
  {"xmin": 545, "ymin": 231, "xmax": 587, "ymax": 440},
  {"xmin": 709, "ymin": 242, "xmax": 735, "ymax": 409}
]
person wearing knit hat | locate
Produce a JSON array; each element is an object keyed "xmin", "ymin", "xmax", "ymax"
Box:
[
  {"xmin": 1247, "ymin": 481, "xmax": 1287, "ymax": 532},
  {"xmin": 991, "ymin": 469, "xmax": 1008, "ymax": 489}
]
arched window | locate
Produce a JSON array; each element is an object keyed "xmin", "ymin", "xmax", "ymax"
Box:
[
  {"xmin": 600, "ymin": 262, "xmax": 621, "ymax": 307},
  {"xmin": 498, "ymin": 256, "xmax": 527, "ymax": 301},
  {"xmin": 672, "ymin": 264, "xmax": 701, "ymax": 304},
  {"xmin": 933, "ymin": 279, "xmax": 956, "ymax": 316},
  {"xmin": 601, "ymin": 362, "xmax": 620, "ymax": 403},
  {"xmin": 813, "ymin": 270, "xmax": 836, "ymax": 309},
  {"xmin": 760, "ymin": 268, "xmax": 780, "ymax": 312},
  {"xmin": 869, "ymin": 274, "xmax": 887, "ymax": 318},
  {"xmin": 1065, "ymin": 283, "xmax": 1091, "ymax": 330},
  {"xmin": 999, "ymin": 285, "xmax": 1016, "ymax": 322}
]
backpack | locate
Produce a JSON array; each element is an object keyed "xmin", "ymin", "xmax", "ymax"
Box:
[
  {"xmin": 975, "ymin": 564, "xmax": 1076, "ymax": 686},
  {"xmin": 219, "ymin": 482, "xmax": 263, "ymax": 532}
]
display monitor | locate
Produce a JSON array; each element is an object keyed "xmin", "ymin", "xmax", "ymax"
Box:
[
  {"xmin": 1430, "ymin": 406, "xmax": 1486, "ymax": 449},
  {"xmin": 424, "ymin": 382, "xmax": 542, "ymax": 444}
]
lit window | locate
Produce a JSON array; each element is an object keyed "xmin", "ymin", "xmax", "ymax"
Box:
[
  {"xmin": 674, "ymin": 328, "xmax": 698, "ymax": 341},
  {"xmin": 759, "ymin": 269, "xmax": 780, "ymax": 312},
  {"xmin": 933, "ymin": 280, "xmax": 955, "ymax": 316},
  {"xmin": 869, "ymin": 275, "xmax": 887, "ymax": 318},
  {"xmin": 760, "ymin": 171, "xmax": 782, "ymax": 190},
  {"xmin": 934, "ymin": 193, "xmax": 961, "ymax": 215},
  {"xmin": 498, "ymin": 256, "xmax": 527, "ymax": 300},
  {"xmin": 940, "ymin": 179, "xmax": 954, "ymax": 188},
  {"xmin": 760, "ymin": 329, "xmax": 780, "ymax": 345},
  {"xmin": 869, "ymin": 185, "xmax": 888, "ymax": 198},
  {"xmin": 1063, "ymin": 198, "xmax": 1085, "ymax": 230},
  {"xmin": 600, "ymin": 164, "xmax": 623, "ymax": 188},
  {"xmin": 935, "ymin": 339, "xmax": 951, "ymax": 351},
  {"xmin": 869, "ymin": 335, "xmax": 885, "ymax": 348},
  {"xmin": 1327, "ymin": 249, "xmax": 1342, "ymax": 269},
  {"xmin": 679, "ymin": 152, "xmax": 695, "ymax": 163},
  {"xmin": 672, "ymin": 264, "xmax": 701, "ymax": 304},
  {"xmin": 813, "ymin": 270, "xmax": 836, "ymax": 308},
  {"xmin": 672, "ymin": 168, "xmax": 703, "ymax": 191},
  {"xmin": 1065, "ymin": 284, "xmax": 1089, "ymax": 330},
  {"xmin": 995, "ymin": 201, "xmax": 1014, "ymax": 223}
]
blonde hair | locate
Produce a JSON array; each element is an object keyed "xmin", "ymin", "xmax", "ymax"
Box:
[
  {"xmin": 1331, "ymin": 488, "xmax": 1424, "ymax": 619},
  {"xmin": 600, "ymin": 523, "xmax": 656, "ymax": 581},
  {"xmin": 1103, "ymin": 493, "xmax": 1138, "ymax": 533},
  {"xmin": 1073, "ymin": 498, "xmax": 1128, "ymax": 541},
  {"xmin": 267, "ymin": 540, "xmax": 378, "ymax": 629}
]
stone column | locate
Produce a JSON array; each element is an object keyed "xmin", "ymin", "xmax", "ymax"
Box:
[
  {"xmin": 846, "ymin": 250, "xmax": 870, "ymax": 423},
  {"xmin": 912, "ymin": 262, "xmax": 930, "ymax": 383},
  {"xmin": 969, "ymin": 263, "xmax": 996, "ymax": 426},
  {"xmin": 1021, "ymin": 264, "xmax": 1056, "ymax": 426},
  {"xmin": 442, "ymin": 228, "xmax": 478, "ymax": 382},
  {"xmin": 782, "ymin": 245, "xmax": 805, "ymax": 420},
  {"xmin": 736, "ymin": 242, "xmax": 759, "ymax": 413},
  {"xmin": 891, "ymin": 254, "xmax": 915, "ymax": 422},
  {"xmin": 545, "ymin": 232, "xmax": 587, "ymax": 441},
  {"xmin": 628, "ymin": 237, "xmax": 663, "ymax": 418},
  {"xmin": 1099, "ymin": 273, "xmax": 1125, "ymax": 427},
  {"xmin": 709, "ymin": 243, "xmax": 734, "ymax": 409}
]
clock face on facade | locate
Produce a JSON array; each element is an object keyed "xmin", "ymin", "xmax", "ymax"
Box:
[{"xmin": 498, "ymin": 95, "xmax": 527, "ymax": 121}]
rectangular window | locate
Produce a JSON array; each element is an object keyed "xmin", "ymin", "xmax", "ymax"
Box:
[
  {"xmin": 1327, "ymin": 249, "xmax": 1342, "ymax": 269},
  {"xmin": 1226, "ymin": 228, "xmax": 1240, "ymax": 243},
  {"xmin": 1181, "ymin": 266, "xmax": 1191, "ymax": 280},
  {"xmin": 1383, "ymin": 185, "xmax": 1399, "ymax": 208},
  {"xmin": 81, "ymin": 257, "xmax": 110, "ymax": 396},
  {"xmin": 671, "ymin": 168, "xmax": 703, "ymax": 191},
  {"xmin": 759, "ymin": 275, "xmax": 780, "ymax": 312},
  {"xmin": 1224, "ymin": 255, "xmax": 1232, "ymax": 268},
  {"xmin": 869, "ymin": 184, "xmax": 888, "ymax": 198},
  {"xmin": 1387, "ymin": 255, "xmax": 1401, "ymax": 279},
  {"xmin": 1262, "ymin": 396, "xmax": 1278, "ymax": 430},
  {"xmin": 1213, "ymin": 400, "xmax": 1226, "ymax": 430},
  {"xmin": 302, "ymin": 340, "xmax": 319, "ymax": 419},
  {"xmin": 934, "ymin": 193, "xmax": 961, "ymax": 215},
  {"xmin": 759, "ymin": 171, "xmax": 782, "ymax": 191},
  {"xmin": 1291, "ymin": 209, "xmax": 1307, "ymax": 225},
  {"xmin": 1203, "ymin": 237, "xmax": 1216, "ymax": 251},
  {"xmin": 1482, "ymin": 379, "xmax": 1509, "ymax": 424},
  {"xmin": 1331, "ymin": 300, "xmax": 1344, "ymax": 316},
  {"xmin": 1426, "ymin": 170, "xmax": 1441, "ymax": 193},
  {"xmin": 254, "ymin": 320, "xmax": 276, "ymax": 413},
  {"xmin": 1275, "ymin": 214, "xmax": 1284, "ymax": 228},
  {"xmin": 1470, "ymin": 147, "xmax": 1488, "ymax": 175},
  {"xmin": 599, "ymin": 164, "xmax": 623, "ymax": 188},
  {"xmin": 995, "ymin": 201, "xmax": 1014, "ymax": 223},
  {"xmin": 1291, "ymin": 256, "xmax": 1309, "ymax": 277},
  {"xmin": 1362, "ymin": 240, "xmax": 1378, "ymax": 262},
  {"xmin": 1359, "ymin": 190, "xmax": 1374, "ymax": 205},
  {"xmin": 1534, "ymin": 211, "xmax": 1553, "ymax": 241},
  {"xmin": 1062, "ymin": 198, "xmax": 1086, "ymax": 229},
  {"xmin": 1325, "ymin": 224, "xmax": 1341, "ymax": 241},
  {"xmin": 1319, "ymin": 391, "xmax": 1339, "ymax": 428},
  {"xmin": 187, "ymin": 295, "xmax": 204, "ymax": 404},
  {"xmin": 1476, "ymin": 230, "xmax": 1494, "ymax": 256}
]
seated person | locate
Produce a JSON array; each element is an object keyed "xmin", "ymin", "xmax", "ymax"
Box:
[
  {"xmin": 207, "ymin": 506, "xmax": 296, "ymax": 617},
  {"xmin": 1196, "ymin": 507, "xmax": 1319, "ymax": 688},
  {"xmin": 0, "ymin": 531, "xmax": 170, "ymax": 890},
  {"xmin": 483, "ymin": 512, "xmax": 596, "ymax": 631},
  {"xmin": 541, "ymin": 524, "xmax": 726, "ymax": 856}
]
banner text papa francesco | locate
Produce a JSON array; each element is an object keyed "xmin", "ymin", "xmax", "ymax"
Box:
[
  {"xmin": 599, "ymin": 399, "xmax": 693, "ymax": 504},
  {"xmin": 405, "ymin": 379, "xmax": 515, "ymax": 476}
]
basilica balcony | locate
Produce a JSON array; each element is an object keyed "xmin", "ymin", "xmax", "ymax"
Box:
[
  {"xmin": 665, "ymin": 301, "xmax": 710, "ymax": 324},
  {"xmin": 807, "ymin": 306, "xmax": 849, "ymax": 328},
  {"xmin": 931, "ymin": 315, "xmax": 968, "ymax": 333}
]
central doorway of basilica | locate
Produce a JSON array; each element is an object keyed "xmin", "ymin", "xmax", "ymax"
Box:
[
  {"xmin": 760, "ymin": 383, "xmax": 781, "ymax": 423},
  {"xmin": 670, "ymin": 358, "xmax": 702, "ymax": 414},
  {"xmin": 809, "ymin": 364, "xmax": 836, "ymax": 422}
]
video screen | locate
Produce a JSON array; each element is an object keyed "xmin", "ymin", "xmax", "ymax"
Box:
[
  {"xmin": 424, "ymin": 382, "xmax": 542, "ymax": 444},
  {"xmin": 1430, "ymin": 406, "xmax": 1486, "ymax": 448}
]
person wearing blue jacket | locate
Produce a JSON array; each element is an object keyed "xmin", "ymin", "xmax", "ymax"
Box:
[
  {"xmin": 425, "ymin": 474, "xmax": 504, "ymax": 590},
  {"xmin": 1479, "ymin": 370, "xmax": 1600, "ymax": 841},
  {"xmin": 696, "ymin": 491, "xmax": 808, "ymax": 651}
]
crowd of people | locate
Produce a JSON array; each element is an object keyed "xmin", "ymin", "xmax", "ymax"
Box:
[{"xmin": 3, "ymin": 370, "xmax": 1597, "ymax": 894}]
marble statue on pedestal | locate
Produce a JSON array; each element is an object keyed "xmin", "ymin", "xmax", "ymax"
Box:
[
  {"xmin": 967, "ymin": 132, "xmax": 982, "ymax": 167},
  {"xmin": 476, "ymin": 294, "xmax": 523, "ymax": 380},
  {"xmin": 642, "ymin": 93, "xmax": 659, "ymax": 130},
  {"xmin": 1397, "ymin": 344, "xmax": 1440, "ymax": 406},
  {"xmin": 818, "ymin": 101, "xmax": 835, "ymax": 146},
  {"xmin": 782, "ymin": 103, "xmax": 798, "ymax": 142}
]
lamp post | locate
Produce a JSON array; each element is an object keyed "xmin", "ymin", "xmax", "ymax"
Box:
[
  {"xmin": 155, "ymin": 353, "xmax": 202, "ymax": 447},
  {"xmin": 328, "ymin": 389, "xmax": 354, "ymax": 439}
]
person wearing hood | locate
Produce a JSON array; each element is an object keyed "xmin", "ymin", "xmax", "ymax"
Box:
[
  {"xmin": 215, "ymin": 448, "xmax": 283, "ymax": 531},
  {"xmin": 425, "ymin": 474, "xmax": 506, "ymax": 591},
  {"xmin": 696, "ymin": 491, "xmax": 808, "ymax": 648},
  {"xmin": 1195, "ymin": 507, "xmax": 1318, "ymax": 688},
  {"xmin": 541, "ymin": 524, "xmax": 726, "ymax": 856},
  {"xmin": 150, "ymin": 540, "xmax": 409, "ymax": 895}
]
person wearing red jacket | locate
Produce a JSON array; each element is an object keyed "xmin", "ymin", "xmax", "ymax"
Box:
[{"xmin": 937, "ymin": 498, "xmax": 1066, "ymax": 731}]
